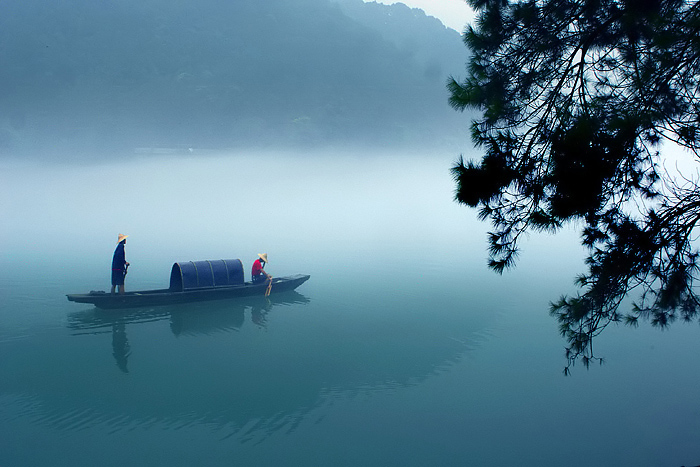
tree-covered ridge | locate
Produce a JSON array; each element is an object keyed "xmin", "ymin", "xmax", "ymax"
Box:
[
  {"xmin": 0, "ymin": 0, "xmax": 465, "ymax": 157},
  {"xmin": 449, "ymin": 0, "xmax": 700, "ymax": 373}
]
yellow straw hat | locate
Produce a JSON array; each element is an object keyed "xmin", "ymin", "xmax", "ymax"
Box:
[
  {"xmin": 258, "ymin": 253, "xmax": 268, "ymax": 263},
  {"xmin": 117, "ymin": 234, "xmax": 129, "ymax": 244}
]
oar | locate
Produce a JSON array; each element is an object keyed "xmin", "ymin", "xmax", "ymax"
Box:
[{"xmin": 265, "ymin": 275, "xmax": 273, "ymax": 297}]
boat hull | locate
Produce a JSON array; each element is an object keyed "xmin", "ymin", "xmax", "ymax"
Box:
[{"xmin": 67, "ymin": 274, "xmax": 310, "ymax": 309}]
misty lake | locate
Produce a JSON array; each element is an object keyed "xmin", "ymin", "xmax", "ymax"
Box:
[{"xmin": 1, "ymin": 152, "xmax": 699, "ymax": 466}]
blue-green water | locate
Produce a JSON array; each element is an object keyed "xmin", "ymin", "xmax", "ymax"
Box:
[{"xmin": 1, "ymin": 153, "xmax": 699, "ymax": 466}]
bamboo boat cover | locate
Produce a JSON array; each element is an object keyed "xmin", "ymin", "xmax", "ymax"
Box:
[{"xmin": 169, "ymin": 259, "xmax": 244, "ymax": 291}]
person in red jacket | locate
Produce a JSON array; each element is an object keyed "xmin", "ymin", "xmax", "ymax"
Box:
[{"xmin": 251, "ymin": 253, "xmax": 271, "ymax": 284}]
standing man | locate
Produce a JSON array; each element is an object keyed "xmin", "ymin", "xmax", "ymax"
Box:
[
  {"xmin": 111, "ymin": 234, "xmax": 130, "ymax": 295},
  {"xmin": 251, "ymin": 253, "xmax": 271, "ymax": 284}
]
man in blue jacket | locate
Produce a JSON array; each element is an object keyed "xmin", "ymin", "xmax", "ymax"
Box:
[{"xmin": 111, "ymin": 234, "xmax": 130, "ymax": 295}]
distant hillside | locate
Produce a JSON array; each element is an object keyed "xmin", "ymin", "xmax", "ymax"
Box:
[{"xmin": 0, "ymin": 0, "xmax": 468, "ymax": 158}]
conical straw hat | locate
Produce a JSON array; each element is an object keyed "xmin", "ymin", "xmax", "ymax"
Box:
[
  {"xmin": 258, "ymin": 253, "xmax": 268, "ymax": 263},
  {"xmin": 117, "ymin": 234, "xmax": 129, "ymax": 244}
]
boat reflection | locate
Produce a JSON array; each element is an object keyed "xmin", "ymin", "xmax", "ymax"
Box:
[
  {"xmin": 67, "ymin": 291, "xmax": 310, "ymax": 372},
  {"xmin": 68, "ymin": 291, "xmax": 309, "ymax": 333}
]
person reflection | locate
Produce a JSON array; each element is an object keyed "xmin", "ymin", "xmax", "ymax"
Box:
[
  {"xmin": 251, "ymin": 300, "xmax": 272, "ymax": 328},
  {"xmin": 111, "ymin": 322, "xmax": 131, "ymax": 373}
]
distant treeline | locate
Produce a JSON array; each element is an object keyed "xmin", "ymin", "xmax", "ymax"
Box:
[{"xmin": 0, "ymin": 0, "xmax": 467, "ymax": 158}]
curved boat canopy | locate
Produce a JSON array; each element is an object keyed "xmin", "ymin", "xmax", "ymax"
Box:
[{"xmin": 169, "ymin": 259, "xmax": 244, "ymax": 291}]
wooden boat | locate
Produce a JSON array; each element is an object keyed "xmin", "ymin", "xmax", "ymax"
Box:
[{"xmin": 67, "ymin": 258, "xmax": 310, "ymax": 309}]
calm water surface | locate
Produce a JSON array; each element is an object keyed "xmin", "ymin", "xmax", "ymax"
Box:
[{"xmin": 1, "ymin": 153, "xmax": 699, "ymax": 466}]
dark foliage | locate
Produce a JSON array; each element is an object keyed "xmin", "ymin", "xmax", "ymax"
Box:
[{"xmin": 449, "ymin": 0, "xmax": 700, "ymax": 373}]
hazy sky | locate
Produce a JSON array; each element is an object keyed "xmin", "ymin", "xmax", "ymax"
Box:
[{"xmin": 366, "ymin": 0, "xmax": 474, "ymax": 31}]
